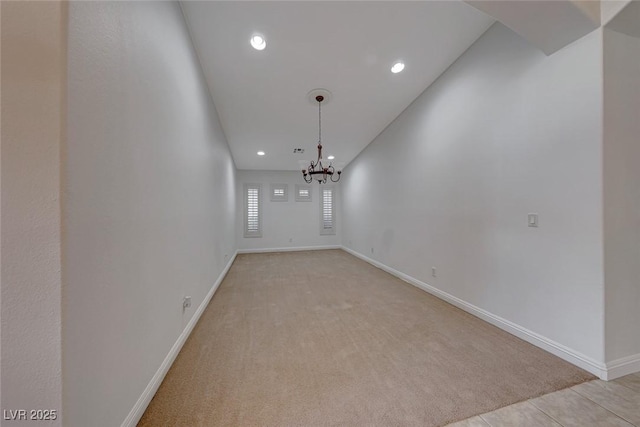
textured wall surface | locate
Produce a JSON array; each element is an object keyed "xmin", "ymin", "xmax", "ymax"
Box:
[
  {"xmin": 603, "ymin": 22, "xmax": 640, "ymax": 363},
  {"xmin": 1, "ymin": 1, "xmax": 66, "ymax": 425},
  {"xmin": 342, "ymin": 23, "xmax": 605, "ymax": 365},
  {"xmin": 64, "ymin": 2, "xmax": 237, "ymax": 426}
]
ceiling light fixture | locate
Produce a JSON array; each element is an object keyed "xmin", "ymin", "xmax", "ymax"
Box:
[
  {"xmin": 257, "ymin": 151, "xmax": 265, "ymax": 156},
  {"xmin": 250, "ymin": 34, "xmax": 266, "ymax": 51},
  {"xmin": 391, "ymin": 61, "xmax": 405, "ymax": 73},
  {"xmin": 327, "ymin": 155, "xmax": 335, "ymax": 160},
  {"xmin": 301, "ymin": 90, "xmax": 342, "ymax": 184}
]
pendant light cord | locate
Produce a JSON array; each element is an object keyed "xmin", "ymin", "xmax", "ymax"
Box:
[{"xmin": 318, "ymin": 98, "xmax": 322, "ymax": 145}]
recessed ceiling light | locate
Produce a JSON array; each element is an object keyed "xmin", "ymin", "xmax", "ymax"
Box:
[
  {"xmin": 327, "ymin": 155, "xmax": 335, "ymax": 160},
  {"xmin": 391, "ymin": 61, "xmax": 405, "ymax": 74},
  {"xmin": 250, "ymin": 34, "xmax": 266, "ymax": 51},
  {"xmin": 257, "ymin": 151, "xmax": 265, "ymax": 156}
]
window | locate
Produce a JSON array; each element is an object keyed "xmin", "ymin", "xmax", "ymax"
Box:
[
  {"xmin": 244, "ymin": 184, "xmax": 262, "ymax": 237},
  {"xmin": 320, "ymin": 187, "xmax": 335, "ymax": 235},
  {"xmin": 295, "ymin": 184, "xmax": 312, "ymax": 202},
  {"xmin": 270, "ymin": 184, "xmax": 288, "ymax": 202}
]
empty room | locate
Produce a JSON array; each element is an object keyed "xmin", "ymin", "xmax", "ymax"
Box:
[{"xmin": 2, "ymin": 1, "xmax": 640, "ymax": 426}]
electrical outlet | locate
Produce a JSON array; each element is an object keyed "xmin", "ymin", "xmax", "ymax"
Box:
[
  {"xmin": 183, "ymin": 296, "xmax": 192, "ymax": 310},
  {"xmin": 432, "ymin": 267, "xmax": 437, "ymax": 278},
  {"xmin": 289, "ymin": 237, "xmax": 293, "ymax": 243},
  {"xmin": 371, "ymin": 247, "xmax": 374, "ymax": 254}
]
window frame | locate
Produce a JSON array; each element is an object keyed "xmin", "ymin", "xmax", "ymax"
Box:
[
  {"xmin": 270, "ymin": 183, "xmax": 288, "ymax": 202},
  {"xmin": 244, "ymin": 183, "xmax": 262, "ymax": 238},
  {"xmin": 319, "ymin": 186, "xmax": 336, "ymax": 235},
  {"xmin": 295, "ymin": 184, "xmax": 312, "ymax": 202}
]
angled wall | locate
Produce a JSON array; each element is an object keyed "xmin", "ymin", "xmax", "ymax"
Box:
[
  {"xmin": 467, "ymin": 0, "xmax": 600, "ymax": 54},
  {"xmin": 603, "ymin": 2, "xmax": 640, "ymax": 374},
  {"xmin": 342, "ymin": 23, "xmax": 606, "ymax": 373},
  {"xmin": 64, "ymin": 2, "xmax": 236, "ymax": 426}
]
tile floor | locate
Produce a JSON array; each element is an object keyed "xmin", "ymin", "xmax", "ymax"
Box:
[{"xmin": 448, "ymin": 372, "xmax": 640, "ymax": 427}]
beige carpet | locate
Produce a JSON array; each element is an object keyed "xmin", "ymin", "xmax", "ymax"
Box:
[{"xmin": 138, "ymin": 250, "xmax": 593, "ymax": 426}]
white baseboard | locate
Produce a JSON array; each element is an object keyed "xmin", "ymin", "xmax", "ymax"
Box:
[
  {"xmin": 121, "ymin": 251, "xmax": 238, "ymax": 427},
  {"xmin": 605, "ymin": 354, "xmax": 640, "ymax": 380},
  {"xmin": 237, "ymin": 245, "xmax": 341, "ymax": 254},
  {"xmin": 341, "ymin": 246, "xmax": 610, "ymax": 380}
]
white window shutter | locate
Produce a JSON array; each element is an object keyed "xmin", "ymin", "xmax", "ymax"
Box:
[
  {"xmin": 320, "ymin": 187, "xmax": 335, "ymax": 235},
  {"xmin": 295, "ymin": 184, "xmax": 312, "ymax": 202},
  {"xmin": 270, "ymin": 184, "xmax": 288, "ymax": 202},
  {"xmin": 244, "ymin": 184, "xmax": 262, "ymax": 237}
]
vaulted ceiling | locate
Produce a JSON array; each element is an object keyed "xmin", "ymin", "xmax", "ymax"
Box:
[
  {"xmin": 181, "ymin": 1, "xmax": 494, "ymax": 170},
  {"xmin": 180, "ymin": 1, "xmax": 608, "ymax": 171}
]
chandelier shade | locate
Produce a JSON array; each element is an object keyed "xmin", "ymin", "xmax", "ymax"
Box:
[{"xmin": 300, "ymin": 91, "xmax": 342, "ymax": 184}]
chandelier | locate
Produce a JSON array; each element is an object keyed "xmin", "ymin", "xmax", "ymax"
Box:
[{"xmin": 300, "ymin": 91, "xmax": 342, "ymax": 184}]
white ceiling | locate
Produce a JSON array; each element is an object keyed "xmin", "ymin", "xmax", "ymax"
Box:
[{"xmin": 181, "ymin": 1, "xmax": 494, "ymax": 171}]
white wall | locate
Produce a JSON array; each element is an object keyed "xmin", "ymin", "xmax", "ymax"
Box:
[
  {"xmin": 342, "ymin": 23, "xmax": 605, "ymax": 366},
  {"xmin": 237, "ymin": 170, "xmax": 341, "ymax": 251},
  {"xmin": 1, "ymin": 2, "xmax": 66, "ymax": 425},
  {"xmin": 603, "ymin": 16, "xmax": 640, "ymax": 364},
  {"xmin": 64, "ymin": 2, "xmax": 236, "ymax": 426}
]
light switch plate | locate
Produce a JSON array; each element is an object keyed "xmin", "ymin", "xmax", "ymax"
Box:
[{"xmin": 528, "ymin": 213, "xmax": 539, "ymax": 227}]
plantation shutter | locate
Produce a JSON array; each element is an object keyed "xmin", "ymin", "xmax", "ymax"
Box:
[
  {"xmin": 295, "ymin": 185, "xmax": 312, "ymax": 202},
  {"xmin": 244, "ymin": 184, "xmax": 262, "ymax": 237},
  {"xmin": 320, "ymin": 187, "xmax": 335, "ymax": 235},
  {"xmin": 270, "ymin": 184, "xmax": 288, "ymax": 202}
]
